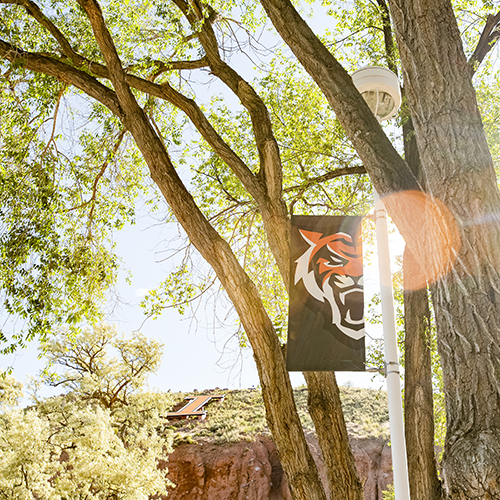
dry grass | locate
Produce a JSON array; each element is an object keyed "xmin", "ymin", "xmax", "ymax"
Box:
[{"xmin": 165, "ymin": 385, "xmax": 389, "ymax": 445}]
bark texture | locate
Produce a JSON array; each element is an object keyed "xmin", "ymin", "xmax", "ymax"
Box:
[
  {"xmin": 404, "ymin": 250, "xmax": 443, "ymax": 500},
  {"xmin": 304, "ymin": 372, "xmax": 364, "ymax": 500},
  {"xmin": 388, "ymin": 0, "xmax": 500, "ymax": 497}
]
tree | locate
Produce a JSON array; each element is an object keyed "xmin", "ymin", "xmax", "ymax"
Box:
[
  {"xmin": 0, "ymin": 373, "xmax": 23, "ymax": 409},
  {"xmin": 256, "ymin": 0, "xmax": 500, "ymax": 498},
  {"xmin": 0, "ymin": 324, "xmax": 174, "ymax": 499},
  {"xmin": 40, "ymin": 323, "xmax": 163, "ymax": 409},
  {"xmin": 0, "ymin": 1, "xmax": 366, "ymax": 499},
  {"xmin": 0, "ymin": 1, "xmax": 499, "ymax": 499}
]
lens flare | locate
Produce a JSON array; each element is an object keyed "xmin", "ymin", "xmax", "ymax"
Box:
[{"xmin": 383, "ymin": 190, "xmax": 461, "ymax": 290}]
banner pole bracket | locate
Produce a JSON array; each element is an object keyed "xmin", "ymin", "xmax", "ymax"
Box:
[{"xmin": 384, "ymin": 361, "xmax": 400, "ymax": 377}]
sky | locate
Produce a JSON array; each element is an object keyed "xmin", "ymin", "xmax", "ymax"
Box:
[
  {"xmin": 1, "ymin": 3, "xmax": 406, "ymax": 398},
  {"xmin": 3, "ymin": 201, "xmax": 401, "ymax": 397}
]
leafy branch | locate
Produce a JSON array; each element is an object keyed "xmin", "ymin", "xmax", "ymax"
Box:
[{"xmin": 469, "ymin": 10, "xmax": 500, "ymax": 73}]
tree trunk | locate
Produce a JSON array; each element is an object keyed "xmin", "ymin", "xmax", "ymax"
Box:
[
  {"xmin": 304, "ymin": 371, "xmax": 364, "ymax": 500},
  {"xmin": 388, "ymin": 0, "xmax": 500, "ymax": 497},
  {"xmin": 402, "ymin": 111, "xmax": 442, "ymax": 500},
  {"xmin": 129, "ymin": 104, "xmax": 329, "ymax": 500},
  {"xmin": 77, "ymin": 2, "xmax": 329, "ymax": 497},
  {"xmin": 259, "ymin": 0, "xmax": 500, "ymax": 496},
  {"xmin": 404, "ymin": 249, "xmax": 443, "ymax": 500},
  {"xmin": 138, "ymin": 125, "xmax": 328, "ymax": 500}
]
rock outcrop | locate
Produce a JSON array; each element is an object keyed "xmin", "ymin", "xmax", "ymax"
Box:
[{"xmin": 163, "ymin": 433, "xmax": 392, "ymax": 500}]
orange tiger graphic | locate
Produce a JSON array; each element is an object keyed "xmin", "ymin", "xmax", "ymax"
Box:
[{"xmin": 294, "ymin": 229, "xmax": 364, "ymax": 340}]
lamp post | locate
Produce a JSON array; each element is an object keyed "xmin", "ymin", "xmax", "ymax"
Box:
[{"xmin": 352, "ymin": 66, "xmax": 411, "ymax": 500}]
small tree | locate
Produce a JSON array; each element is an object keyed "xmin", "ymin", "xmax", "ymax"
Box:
[
  {"xmin": 0, "ymin": 325, "xmax": 174, "ymax": 500},
  {"xmin": 40, "ymin": 323, "xmax": 163, "ymax": 409}
]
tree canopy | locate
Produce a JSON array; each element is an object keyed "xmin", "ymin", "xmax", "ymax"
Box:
[
  {"xmin": 1, "ymin": 0, "xmax": 500, "ymax": 498},
  {"xmin": 0, "ymin": 324, "xmax": 173, "ymax": 499}
]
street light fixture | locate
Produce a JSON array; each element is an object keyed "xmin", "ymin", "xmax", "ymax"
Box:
[
  {"xmin": 352, "ymin": 66, "xmax": 401, "ymax": 121},
  {"xmin": 352, "ymin": 66, "xmax": 411, "ymax": 500}
]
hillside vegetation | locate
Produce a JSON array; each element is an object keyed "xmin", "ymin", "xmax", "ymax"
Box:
[
  {"xmin": 167, "ymin": 386, "xmax": 390, "ymax": 446},
  {"xmin": 0, "ymin": 326, "xmax": 390, "ymax": 499}
]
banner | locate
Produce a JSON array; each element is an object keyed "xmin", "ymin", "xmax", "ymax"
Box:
[{"xmin": 287, "ymin": 215, "xmax": 365, "ymax": 371}]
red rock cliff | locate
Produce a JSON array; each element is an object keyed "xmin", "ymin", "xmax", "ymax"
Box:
[{"xmin": 163, "ymin": 433, "xmax": 392, "ymax": 500}]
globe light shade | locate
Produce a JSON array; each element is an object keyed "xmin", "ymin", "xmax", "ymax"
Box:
[{"xmin": 351, "ymin": 66, "xmax": 401, "ymax": 121}]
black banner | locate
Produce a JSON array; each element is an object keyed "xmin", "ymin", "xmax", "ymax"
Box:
[{"xmin": 287, "ymin": 215, "xmax": 365, "ymax": 371}]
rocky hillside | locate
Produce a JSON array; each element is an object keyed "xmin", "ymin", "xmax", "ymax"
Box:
[{"xmin": 161, "ymin": 386, "xmax": 393, "ymax": 500}]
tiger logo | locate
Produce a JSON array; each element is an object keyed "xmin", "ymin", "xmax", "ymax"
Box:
[{"xmin": 294, "ymin": 229, "xmax": 365, "ymax": 340}]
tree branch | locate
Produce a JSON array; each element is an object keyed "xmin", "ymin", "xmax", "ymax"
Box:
[
  {"xmin": 0, "ymin": 0, "xmax": 86, "ymax": 65},
  {"xmin": 150, "ymin": 56, "xmax": 209, "ymax": 79},
  {"xmin": 76, "ymin": 0, "xmax": 135, "ymax": 111},
  {"xmin": 172, "ymin": 0, "xmax": 284, "ymax": 203},
  {"xmin": 0, "ymin": 41, "xmax": 267, "ymax": 223},
  {"xmin": 0, "ymin": 40, "xmax": 123, "ymax": 118},
  {"xmin": 170, "ymin": 0, "xmax": 292, "ymax": 285},
  {"xmin": 284, "ymin": 165, "xmax": 366, "ymax": 193},
  {"xmin": 2, "ymin": 0, "xmax": 211, "ymax": 77},
  {"xmin": 39, "ymin": 84, "xmax": 66, "ymax": 161},
  {"xmin": 10, "ymin": 0, "xmax": 261, "ymax": 204},
  {"xmin": 149, "ymin": 81, "xmax": 263, "ymax": 201},
  {"xmin": 259, "ymin": 0, "xmax": 418, "ymax": 193},
  {"xmin": 116, "ymin": 69, "xmax": 264, "ymax": 202},
  {"xmin": 88, "ymin": 129, "xmax": 126, "ymax": 222},
  {"xmin": 469, "ymin": 11, "xmax": 500, "ymax": 74},
  {"xmin": 375, "ymin": 0, "xmax": 398, "ymax": 74},
  {"xmin": 67, "ymin": 129, "xmax": 126, "ymax": 237}
]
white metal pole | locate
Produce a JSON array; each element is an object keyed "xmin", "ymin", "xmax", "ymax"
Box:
[{"xmin": 374, "ymin": 191, "xmax": 411, "ymax": 500}]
